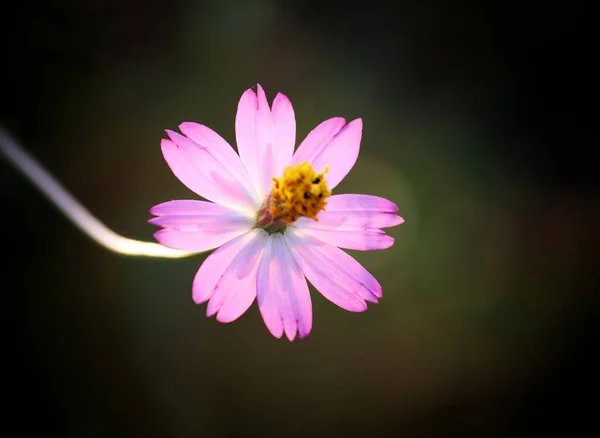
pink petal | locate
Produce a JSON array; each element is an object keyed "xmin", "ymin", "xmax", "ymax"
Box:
[
  {"xmin": 294, "ymin": 194, "xmax": 403, "ymax": 249},
  {"xmin": 149, "ymin": 200, "xmax": 254, "ymax": 232},
  {"xmin": 325, "ymin": 194, "xmax": 400, "ymax": 212},
  {"xmin": 204, "ymin": 229, "xmax": 268, "ymax": 323},
  {"xmin": 150, "ymin": 198, "xmax": 254, "ymax": 249},
  {"xmin": 166, "ymin": 130, "xmax": 256, "ymax": 205},
  {"xmin": 235, "ymin": 89, "xmax": 260, "ymax": 189},
  {"xmin": 161, "ymin": 132, "xmax": 255, "ymax": 212},
  {"xmin": 235, "ymin": 85, "xmax": 275, "ymax": 201},
  {"xmin": 285, "ymin": 228, "xmax": 381, "ymax": 312},
  {"xmin": 255, "ymin": 85, "xmax": 277, "ymax": 193},
  {"xmin": 297, "ymin": 211, "xmax": 402, "ymax": 230},
  {"xmin": 271, "ymin": 92, "xmax": 296, "ymax": 175},
  {"xmin": 178, "ymin": 122, "xmax": 260, "ymax": 205},
  {"xmin": 291, "ymin": 118, "xmax": 362, "ymax": 190},
  {"xmin": 150, "ymin": 200, "xmax": 243, "ymax": 216},
  {"xmin": 296, "ymin": 194, "xmax": 404, "ymax": 230},
  {"xmin": 292, "ymin": 117, "xmax": 346, "ymax": 164},
  {"xmin": 295, "ymin": 226, "xmax": 394, "ymax": 251},
  {"xmin": 153, "ymin": 221, "xmax": 251, "ymax": 252},
  {"xmin": 192, "ymin": 230, "xmax": 260, "ymax": 303},
  {"xmin": 257, "ymin": 234, "xmax": 312, "ymax": 341},
  {"xmin": 149, "ymin": 213, "xmax": 253, "ymax": 232},
  {"xmin": 191, "ymin": 229, "xmax": 267, "ymax": 324}
]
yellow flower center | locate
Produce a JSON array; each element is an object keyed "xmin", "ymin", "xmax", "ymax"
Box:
[{"xmin": 269, "ymin": 162, "xmax": 331, "ymax": 223}]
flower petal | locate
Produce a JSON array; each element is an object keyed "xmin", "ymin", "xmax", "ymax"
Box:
[
  {"xmin": 285, "ymin": 228, "xmax": 381, "ymax": 312},
  {"xmin": 294, "ymin": 194, "xmax": 402, "ymax": 249},
  {"xmin": 325, "ymin": 194, "xmax": 400, "ymax": 213},
  {"xmin": 150, "ymin": 200, "xmax": 248, "ymax": 217},
  {"xmin": 149, "ymin": 213, "xmax": 253, "ymax": 232},
  {"xmin": 271, "ymin": 92, "xmax": 296, "ymax": 175},
  {"xmin": 235, "ymin": 89, "xmax": 259, "ymax": 187},
  {"xmin": 257, "ymin": 233, "xmax": 312, "ymax": 341},
  {"xmin": 295, "ymin": 194, "xmax": 403, "ymax": 231},
  {"xmin": 153, "ymin": 218, "xmax": 252, "ymax": 252},
  {"xmin": 204, "ymin": 229, "xmax": 268, "ymax": 323},
  {"xmin": 297, "ymin": 211, "xmax": 402, "ymax": 231},
  {"xmin": 149, "ymin": 200, "xmax": 254, "ymax": 232},
  {"xmin": 192, "ymin": 231, "xmax": 257, "ymax": 304},
  {"xmin": 291, "ymin": 117, "xmax": 346, "ymax": 163},
  {"xmin": 162, "ymin": 132, "xmax": 256, "ymax": 212},
  {"xmin": 295, "ymin": 226, "xmax": 394, "ymax": 251},
  {"xmin": 235, "ymin": 84, "xmax": 279, "ymax": 201},
  {"xmin": 179, "ymin": 122, "xmax": 260, "ymax": 206},
  {"xmin": 150, "ymin": 198, "xmax": 254, "ymax": 250},
  {"xmin": 191, "ymin": 229, "xmax": 267, "ymax": 324},
  {"xmin": 291, "ymin": 118, "xmax": 362, "ymax": 190},
  {"xmin": 165, "ymin": 130, "xmax": 257, "ymax": 206}
]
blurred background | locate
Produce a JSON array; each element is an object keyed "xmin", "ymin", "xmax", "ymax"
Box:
[{"xmin": 1, "ymin": 0, "xmax": 596, "ymax": 436}]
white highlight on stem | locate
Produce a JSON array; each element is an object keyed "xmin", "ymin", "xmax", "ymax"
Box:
[{"xmin": 0, "ymin": 126, "xmax": 195, "ymax": 259}]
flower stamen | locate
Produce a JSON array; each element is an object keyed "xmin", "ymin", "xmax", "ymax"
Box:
[{"xmin": 269, "ymin": 162, "xmax": 331, "ymax": 224}]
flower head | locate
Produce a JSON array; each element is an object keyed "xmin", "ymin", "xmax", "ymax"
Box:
[{"xmin": 150, "ymin": 84, "xmax": 404, "ymax": 340}]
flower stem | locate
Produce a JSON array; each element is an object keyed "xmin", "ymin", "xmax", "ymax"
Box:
[{"xmin": 0, "ymin": 126, "xmax": 195, "ymax": 259}]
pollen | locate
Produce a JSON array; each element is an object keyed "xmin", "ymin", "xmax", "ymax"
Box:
[{"xmin": 270, "ymin": 162, "xmax": 331, "ymax": 223}]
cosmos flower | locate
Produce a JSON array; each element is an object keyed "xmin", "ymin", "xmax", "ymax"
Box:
[{"xmin": 149, "ymin": 84, "xmax": 404, "ymax": 340}]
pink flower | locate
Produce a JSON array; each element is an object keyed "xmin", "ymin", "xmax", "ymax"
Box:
[{"xmin": 149, "ymin": 84, "xmax": 404, "ymax": 340}]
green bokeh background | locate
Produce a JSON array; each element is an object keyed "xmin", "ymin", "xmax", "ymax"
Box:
[{"xmin": 2, "ymin": 1, "xmax": 594, "ymax": 436}]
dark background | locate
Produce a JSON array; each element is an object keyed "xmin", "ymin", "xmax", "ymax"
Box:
[{"xmin": 1, "ymin": 1, "xmax": 597, "ymax": 436}]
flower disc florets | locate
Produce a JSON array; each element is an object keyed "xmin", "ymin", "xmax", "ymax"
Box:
[{"xmin": 255, "ymin": 162, "xmax": 330, "ymax": 233}]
